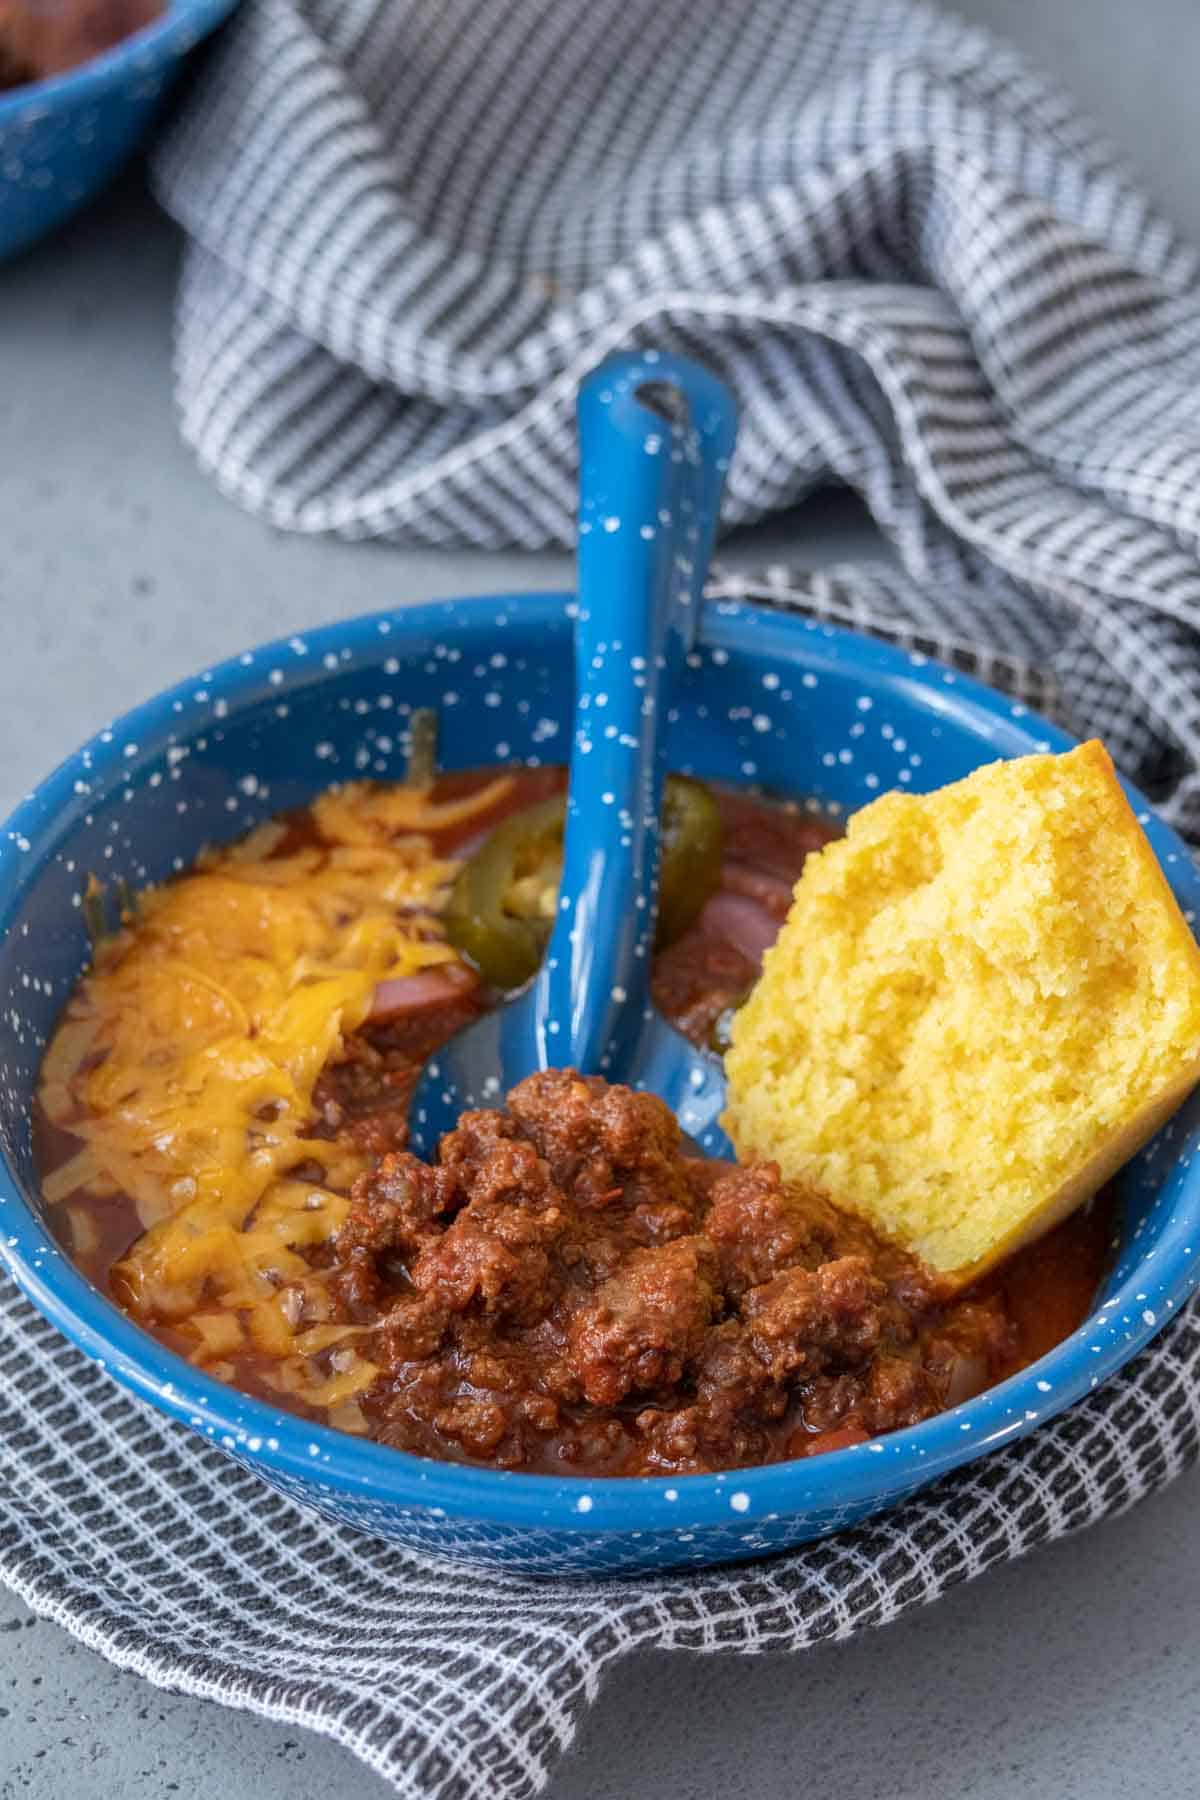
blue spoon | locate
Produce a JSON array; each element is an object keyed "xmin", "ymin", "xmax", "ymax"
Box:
[{"xmin": 409, "ymin": 351, "xmax": 739, "ymax": 1157}]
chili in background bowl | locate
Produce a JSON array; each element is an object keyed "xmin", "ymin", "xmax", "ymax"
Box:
[
  {"xmin": 0, "ymin": 0, "xmax": 236, "ymax": 261},
  {"xmin": 2, "ymin": 591, "xmax": 1199, "ymax": 1576}
]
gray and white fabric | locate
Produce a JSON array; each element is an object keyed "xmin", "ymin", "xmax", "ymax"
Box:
[
  {"xmin": 153, "ymin": 0, "xmax": 1200, "ymax": 829},
  {"xmin": 3, "ymin": 1277, "xmax": 1200, "ymax": 1800},
  {"xmin": 5, "ymin": 1, "xmax": 1200, "ymax": 1795}
]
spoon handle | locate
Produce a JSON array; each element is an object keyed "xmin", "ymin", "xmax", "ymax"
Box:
[{"xmin": 531, "ymin": 351, "xmax": 738, "ymax": 1076}]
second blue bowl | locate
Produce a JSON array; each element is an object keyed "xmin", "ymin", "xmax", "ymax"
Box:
[{"xmin": 0, "ymin": 0, "xmax": 236, "ymax": 260}]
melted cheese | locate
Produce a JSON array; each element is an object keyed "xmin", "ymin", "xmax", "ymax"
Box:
[
  {"xmin": 310, "ymin": 773, "xmax": 513, "ymax": 846},
  {"xmin": 37, "ymin": 779, "xmax": 504, "ymax": 1409}
]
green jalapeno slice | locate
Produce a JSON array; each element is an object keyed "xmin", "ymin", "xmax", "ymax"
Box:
[{"xmin": 443, "ymin": 776, "xmax": 722, "ymax": 990}]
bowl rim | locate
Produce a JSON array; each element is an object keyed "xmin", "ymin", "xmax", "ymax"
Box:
[
  {"xmin": 0, "ymin": 0, "xmax": 237, "ymax": 122},
  {"xmin": 3, "ymin": 589, "xmax": 1199, "ymax": 1537}
]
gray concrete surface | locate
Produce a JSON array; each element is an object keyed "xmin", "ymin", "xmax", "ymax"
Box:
[{"xmin": 3, "ymin": 0, "xmax": 1200, "ymax": 1794}]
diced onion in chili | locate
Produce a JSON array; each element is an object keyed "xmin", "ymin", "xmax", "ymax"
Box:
[
  {"xmin": 698, "ymin": 891, "xmax": 782, "ymax": 967},
  {"xmin": 942, "ymin": 1350, "xmax": 989, "ymax": 1407}
]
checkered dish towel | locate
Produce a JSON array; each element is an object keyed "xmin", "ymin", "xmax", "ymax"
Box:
[
  {"xmin": 152, "ymin": 0, "xmax": 1200, "ymax": 831},
  {"xmin": 6, "ymin": 0, "xmax": 1200, "ymax": 1795}
]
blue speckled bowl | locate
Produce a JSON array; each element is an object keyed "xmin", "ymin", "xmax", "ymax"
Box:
[
  {"xmin": 0, "ymin": 0, "xmax": 236, "ymax": 261},
  {"xmin": 3, "ymin": 593, "xmax": 1200, "ymax": 1576}
]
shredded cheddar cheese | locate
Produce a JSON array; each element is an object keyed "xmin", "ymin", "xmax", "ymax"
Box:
[
  {"xmin": 37, "ymin": 779, "xmax": 506, "ymax": 1414},
  {"xmin": 310, "ymin": 773, "xmax": 513, "ymax": 846}
]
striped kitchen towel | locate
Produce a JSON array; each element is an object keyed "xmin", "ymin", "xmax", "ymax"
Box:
[{"xmin": 153, "ymin": 0, "xmax": 1200, "ymax": 834}]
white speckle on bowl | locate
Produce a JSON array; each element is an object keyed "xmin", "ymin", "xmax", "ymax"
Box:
[
  {"xmin": 575, "ymin": 1494, "xmax": 593, "ymax": 1514},
  {"xmin": 729, "ymin": 1491, "xmax": 751, "ymax": 1513}
]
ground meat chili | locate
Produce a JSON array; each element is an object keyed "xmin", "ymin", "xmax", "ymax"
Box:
[
  {"xmin": 332, "ymin": 1071, "xmax": 1112, "ymax": 1472},
  {"xmin": 35, "ymin": 766, "xmax": 1115, "ymax": 1476}
]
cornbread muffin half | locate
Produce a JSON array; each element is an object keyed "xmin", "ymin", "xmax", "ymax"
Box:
[{"xmin": 724, "ymin": 740, "xmax": 1200, "ymax": 1285}]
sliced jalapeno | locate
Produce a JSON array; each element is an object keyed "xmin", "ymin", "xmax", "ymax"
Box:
[
  {"xmin": 442, "ymin": 796, "xmax": 566, "ymax": 992},
  {"xmin": 444, "ymin": 776, "xmax": 723, "ymax": 991},
  {"xmin": 656, "ymin": 775, "xmax": 723, "ymax": 949}
]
